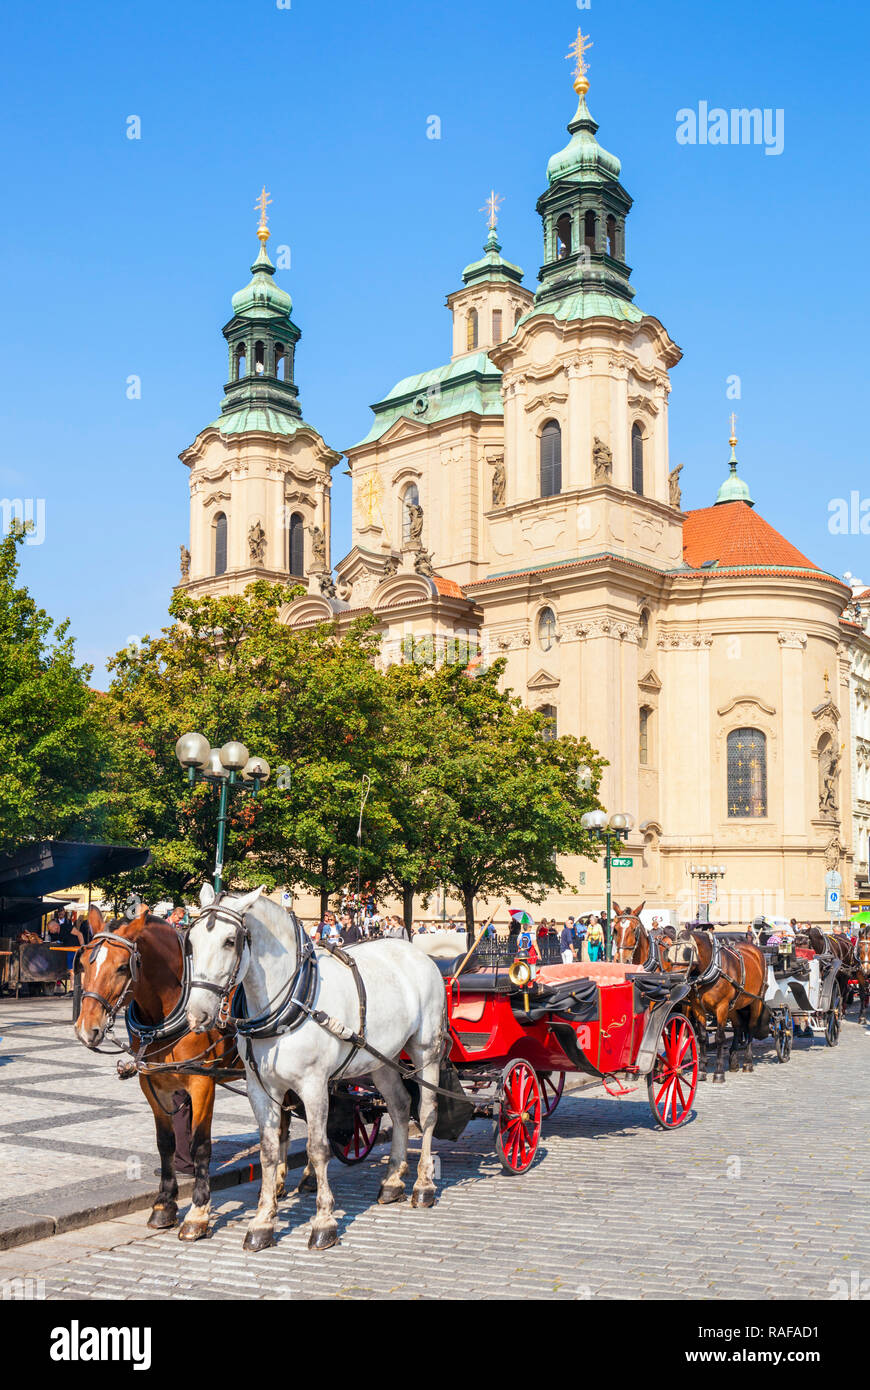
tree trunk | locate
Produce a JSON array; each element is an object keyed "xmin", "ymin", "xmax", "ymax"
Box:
[
  {"xmin": 462, "ymin": 886, "xmax": 477, "ymax": 952},
  {"xmin": 402, "ymin": 884, "xmax": 414, "ymax": 941},
  {"xmin": 319, "ymin": 859, "xmax": 329, "ymax": 922}
]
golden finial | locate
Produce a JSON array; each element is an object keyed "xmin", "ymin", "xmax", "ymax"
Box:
[
  {"xmin": 255, "ymin": 186, "xmax": 272, "ymax": 245},
  {"xmin": 728, "ymin": 412, "xmax": 738, "ymax": 461},
  {"xmin": 566, "ymin": 28, "xmax": 593, "ymax": 95},
  {"xmin": 480, "ymin": 190, "xmax": 503, "ymax": 233}
]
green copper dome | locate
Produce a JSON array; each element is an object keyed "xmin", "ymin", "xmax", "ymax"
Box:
[
  {"xmin": 546, "ymin": 94, "xmax": 622, "ymax": 185},
  {"xmin": 715, "ymin": 450, "xmax": 754, "ymax": 507},
  {"xmin": 231, "ymin": 244, "xmax": 293, "ymax": 319},
  {"xmin": 462, "ymin": 228, "xmax": 525, "ymax": 287}
]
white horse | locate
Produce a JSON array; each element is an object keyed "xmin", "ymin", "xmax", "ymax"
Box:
[{"xmin": 186, "ymin": 885, "xmax": 447, "ymax": 1252}]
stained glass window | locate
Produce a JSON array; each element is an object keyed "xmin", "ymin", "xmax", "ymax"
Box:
[
  {"xmin": 639, "ymin": 707, "xmax": 650, "ymax": 765},
  {"xmin": 539, "ymin": 704, "xmax": 557, "ymax": 740},
  {"xmin": 537, "ymin": 607, "xmax": 557, "ymax": 651},
  {"xmin": 727, "ymin": 728, "xmax": 767, "ymax": 818},
  {"xmin": 540, "ymin": 421, "xmax": 562, "ymax": 497},
  {"xmin": 214, "ymin": 513, "xmax": 227, "ymax": 576}
]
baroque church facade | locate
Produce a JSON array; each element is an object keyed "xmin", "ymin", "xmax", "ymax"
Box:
[{"xmin": 180, "ymin": 49, "xmax": 859, "ymax": 924}]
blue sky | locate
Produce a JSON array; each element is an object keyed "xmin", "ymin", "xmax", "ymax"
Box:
[{"xmin": 2, "ymin": 0, "xmax": 867, "ymax": 682}]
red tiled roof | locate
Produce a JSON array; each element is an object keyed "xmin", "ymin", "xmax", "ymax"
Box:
[
  {"xmin": 432, "ymin": 575, "xmax": 466, "ymax": 599},
  {"xmin": 682, "ymin": 501, "xmax": 820, "ymax": 573}
]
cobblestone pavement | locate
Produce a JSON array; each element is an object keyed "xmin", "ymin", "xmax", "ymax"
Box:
[
  {"xmin": 1, "ymin": 1006, "xmax": 867, "ymax": 1300},
  {"xmin": 0, "ymin": 997, "xmax": 268, "ymax": 1212}
]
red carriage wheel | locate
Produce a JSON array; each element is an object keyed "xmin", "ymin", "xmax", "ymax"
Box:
[
  {"xmin": 648, "ymin": 1014, "xmax": 698, "ymax": 1129},
  {"xmin": 537, "ymin": 1070, "xmax": 565, "ymax": 1118},
  {"xmin": 496, "ymin": 1060, "xmax": 542, "ymax": 1174},
  {"xmin": 329, "ymin": 1106, "xmax": 382, "ymax": 1164}
]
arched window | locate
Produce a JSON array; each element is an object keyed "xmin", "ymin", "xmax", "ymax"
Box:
[
  {"xmin": 631, "ymin": 423, "xmax": 644, "ymax": 496},
  {"xmin": 584, "ymin": 210, "xmax": 597, "ymax": 253},
  {"xmin": 288, "ymin": 512, "xmax": 304, "ymax": 577},
  {"xmin": 639, "ymin": 706, "xmax": 651, "ymax": 765},
  {"xmin": 537, "ymin": 607, "xmax": 557, "ymax": 651},
  {"xmin": 540, "ymin": 420, "xmax": 562, "ymax": 498},
  {"xmin": 539, "ymin": 704, "xmax": 558, "ymax": 741},
  {"xmin": 727, "ymin": 728, "xmax": 768, "ymax": 818},
  {"xmin": 466, "ymin": 310, "xmax": 479, "ymax": 351},
  {"xmin": 275, "ymin": 343, "xmax": 287, "ymax": 380},
  {"xmin": 514, "ymin": 306, "xmax": 523, "ymax": 326},
  {"xmin": 402, "ymin": 483, "xmax": 420, "ymax": 544},
  {"xmin": 606, "ymin": 215, "xmax": 616, "ymax": 257},
  {"xmin": 254, "ymin": 341, "xmax": 266, "ymax": 376},
  {"xmin": 492, "ymin": 309, "xmax": 503, "ymax": 342},
  {"xmin": 214, "ymin": 512, "xmax": 228, "ymax": 577},
  {"xmin": 638, "ymin": 609, "xmax": 650, "ymax": 649},
  {"xmin": 556, "ymin": 214, "xmax": 572, "ymax": 259},
  {"xmin": 235, "ymin": 343, "xmax": 247, "ymax": 380}
]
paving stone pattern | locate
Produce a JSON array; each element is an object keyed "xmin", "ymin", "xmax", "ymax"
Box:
[{"xmin": 1, "ymin": 996, "xmax": 867, "ymax": 1299}]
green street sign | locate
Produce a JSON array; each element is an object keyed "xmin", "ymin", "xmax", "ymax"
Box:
[{"xmin": 611, "ymin": 856, "xmax": 633, "ymax": 868}]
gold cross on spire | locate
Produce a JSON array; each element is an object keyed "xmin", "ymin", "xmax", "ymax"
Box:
[
  {"xmin": 566, "ymin": 28, "xmax": 593, "ymax": 92},
  {"xmin": 480, "ymin": 190, "xmax": 503, "ymax": 232},
  {"xmin": 255, "ymin": 186, "xmax": 272, "ymax": 245}
]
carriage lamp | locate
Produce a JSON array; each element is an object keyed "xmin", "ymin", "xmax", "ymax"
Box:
[
  {"xmin": 581, "ymin": 809, "xmax": 633, "ymax": 960},
  {"xmin": 175, "ymin": 733, "xmax": 271, "ymax": 893}
]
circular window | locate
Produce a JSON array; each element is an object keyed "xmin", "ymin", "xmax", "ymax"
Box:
[
  {"xmin": 537, "ymin": 607, "xmax": 557, "ymax": 651},
  {"xmin": 412, "ymin": 394, "xmax": 429, "ymax": 416}
]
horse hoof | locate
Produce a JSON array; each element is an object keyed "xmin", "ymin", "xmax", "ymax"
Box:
[
  {"xmin": 243, "ymin": 1228, "xmax": 276, "ymax": 1253},
  {"xmin": 296, "ymin": 1174, "xmax": 317, "ymax": 1195},
  {"xmin": 728, "ymin": 1055, "xmax": 740, "ymax": 1072},
  {"xmin": 712, "ymin": 1073, "xmax": 726, "ymax": 1085},
  {"xmin": 411, "ymin": 1186, "xmax": 436, "ymax": 1210},
  {"xmin": 178, "ymin": 1220, "xmax": 208, "ymax": 1242},
  {"xmin": 697, "ymin": 1072, "xmax": 708, "ymax": 1083},
  {"xmin": 377, "ymin": 1183, "xmax": 406, "ymax": 1206},
  {"xmin": 308, "ymin": 1225, "xmax": 339, "ymax": 1252},
  {"xmin": 147, "ymin": 1205, "xmax": 178, "ymax": 1229}
]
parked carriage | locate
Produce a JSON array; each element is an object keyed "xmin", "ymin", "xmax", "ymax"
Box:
[
  {"xmin": 763, "ymin": 938, "xmax": 844, "ymax": 1051},
  {"xmin": 328, "ymin": 930, "xmax": 699, "ymax": 1174}
]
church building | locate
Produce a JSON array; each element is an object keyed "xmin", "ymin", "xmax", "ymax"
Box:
[{"xmin": 180, "ymin": 39, "xmax": 855, "ymax": 924}]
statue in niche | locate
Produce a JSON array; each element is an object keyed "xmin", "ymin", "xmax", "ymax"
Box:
[
  {"xmin": 669, "ymin": 464, "xmax": 684, "ymax": 509},
  {"xmin": 592, "ymin": 437, "xmax": 613, "ymax": 482},
  {"xmin": 819, "ymin": 739, "xmax": 841, "ymax": 816},
  {"xmin": 310, "ymin": 525, "xmax": 327, "ymax": 571},
  {"xmin": 179, "ymin": 545, "xmax": 190, "ymax": 580},
  {"xmin": 406, "ymin": 502, "xmax": 425, "ymax": 549},
  {"xmin": 248, "ymin": 521, "xmax": 267, "ymax": 565},
  {"xmin": 489, "ymin": 455, "xmax": 506, "ymax": 507},
  {"xmin": 382, "ymin": 554, "xmax": 399, "ymax": 577}
]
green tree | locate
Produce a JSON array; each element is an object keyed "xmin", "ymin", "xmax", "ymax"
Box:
[
  {"xmin": 0, "ymin": 524, "xmax": 112, "ymax": 853},
  {"xmin": 380, "ymin": 660, "xmax": 605, "ymax": 942}
]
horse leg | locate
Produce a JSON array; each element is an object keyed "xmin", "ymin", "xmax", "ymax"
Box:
[
  {"xmin": 712, "ymin": 1010, "xmax": 727, "ymax": 1083},
  {"xmin": 297, "ymin": 1081, "xmax": 339, "ymax": 1251},
  {"xmin": 242, "ymin": 1079, "xmax": 282, "ymax": 1253},
  {"xmin": 407, "ymin": 1044, "xmax": 441, "ymax": 1210},
  {"xmin": 741, "ymin": 1008, "xmax": 755, "ymax": 1072},
  {"xmin": 275, "ymin": 1103, "xmax": 291, "ymax": 1200},
  {"xmin": 141, "ymin": 1078, "xmax": 179, "ymax": 1229},
  {"xmin": 178, "ymin": 1076, "xmax": 215, "ymax": 1242},
  {"xmin": 691, "ymin": 1006, "xmax": 708, "ymax": 1081},
  {"xmin": 370, "ymin": 1064, "xmax": 410, "ymax": 1205}
]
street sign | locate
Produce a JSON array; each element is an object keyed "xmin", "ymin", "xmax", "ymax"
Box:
[
  {"xmin": 825, "ymin": 888, "xmax": 841, "ymax": 913},
  {"xmin": 825, "ymin": 870, "xmax": 842, "ymax": 890},
  {"xmin": 611, "ymin": 856, "xmax": 633, "ymax": 868}
]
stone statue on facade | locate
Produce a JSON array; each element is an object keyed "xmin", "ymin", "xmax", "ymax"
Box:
[
  {"xmin": 819, "ymin": 743, "xmax": 841, "ymax": 816},
  {"xmin": 179, "ymin": 545, "xmax": 190, "ymax": 580},
  {"xmin": 406, "ymin": 502, "xmax": 425, "ymax": 549},
  {"xmin": 247, "ymin": 521, "xmax": 267, "ymax": 566},
  {"xmin": 310, "ymin": 525, "xmax": 327, "ymax": 571},
  {"xmin": 414, "ymin": 549, "xmax": 435, "ymax": 578},
  {"xmin": 592, "ymin": 437, "xmax": 613, "ymax": 482},
  {"xmin": 382, "ymin": 554, "xmax": 399, "ymax": 577},
  {"xmin": 318, "ymin": 571, "xmax": 337, "ymax": 599},
  {"xmin": 489, "ymin": 455, "xmax": 506, "ymax": 507},
  {"xmin": 669, "ymin": 464, "xmax": 684, "ymax": 509}
]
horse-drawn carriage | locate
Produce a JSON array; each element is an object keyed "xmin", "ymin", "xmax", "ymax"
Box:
[
  {"xmin": 329, "ymin": 929, "xmax": 700, "ymax": 1176},
  {"xmin": 762, "ymin": 934, "xmax": 852, "ymax": 1050}
]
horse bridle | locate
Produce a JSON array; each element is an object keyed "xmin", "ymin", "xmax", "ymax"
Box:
[
  {"xmin": 79, "ymin": 931, "xmax": 142, "ymax": 1027},
  {"xmin": 188, "ymin": 899, "xmax": 251, "ymax": 1026}
]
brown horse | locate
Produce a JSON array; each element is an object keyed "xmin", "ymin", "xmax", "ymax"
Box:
[
  {"xmin": 612, "ymin": 903, "xmax": 674, "ymax": 968},
  {"xmin": 74, "ymin": 905, "xmax": 242, "ymax": 1240},
  {"xmin": 664, "ymin": 929, "xmax": 771, "ymax": 1083}
]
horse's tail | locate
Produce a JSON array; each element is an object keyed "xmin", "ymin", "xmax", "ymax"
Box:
[{"xmin": 750, "ymin": 1002, "xmax": 772, "ymax": 1040}]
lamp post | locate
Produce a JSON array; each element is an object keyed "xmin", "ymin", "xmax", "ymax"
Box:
[
  {"xmin": 175, "ymin": 733, "xmax": 271, "ymax": 893},
  {"xmin": 580, "ymin": 809, "xmax": 633, "ymax": 959},
  {"xmin": 687, "ymin": 864, "xmax": 726, "ymax": 923}
]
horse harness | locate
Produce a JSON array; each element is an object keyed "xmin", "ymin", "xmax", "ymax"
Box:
[
  {"xmin": 688, "ymin": 932, "xmax": 767, "ymax": 1005},
  {"xmin": 78, "ymin": 931, "xmax": 143, "ymax": 1052}
]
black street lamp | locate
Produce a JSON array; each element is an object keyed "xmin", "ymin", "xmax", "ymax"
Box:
[
  {"xmin": 581, "ymin": 808, "xmax": 633, "ymax": 959},
  {"xmin": 175, "ymin": 733, "xmax": 270, "ymax": 892}
]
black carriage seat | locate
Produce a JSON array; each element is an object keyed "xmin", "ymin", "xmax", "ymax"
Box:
[{"xmin": 434, "ymin": 959, "xmax": 514, "ymax": 993}]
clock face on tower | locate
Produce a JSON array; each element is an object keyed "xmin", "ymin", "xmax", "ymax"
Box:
[{"xmin": 537, "ymin": 607, "xmax": 557, "ymax": 651}]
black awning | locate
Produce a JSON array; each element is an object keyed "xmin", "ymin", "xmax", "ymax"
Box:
[{"xmin": 0, "ymin": 840, "xmax": 151, "ymax": 900}]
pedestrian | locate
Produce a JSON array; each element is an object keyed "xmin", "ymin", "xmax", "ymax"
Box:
[
  {"xmin": 341, "ymin": 912, "xmax": 361, "ymax": 945},
  {"xmin": 586, "ymin": 914, "xmax": 605, "ymax": 962},
  {"xmin": 559, "ymin": 919, "xmax": 575, "ymax": 964}
]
